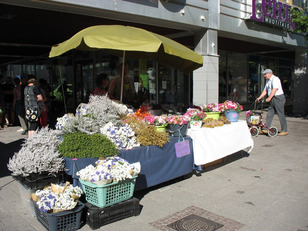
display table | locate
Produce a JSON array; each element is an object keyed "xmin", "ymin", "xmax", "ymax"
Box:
[
  {"xmin": 64, "ymin": 137, "xmax": 194, "ymax": 191},
  {"xmin": 187, "ymin": 120, "xmax": 253, "ymax": 166}
]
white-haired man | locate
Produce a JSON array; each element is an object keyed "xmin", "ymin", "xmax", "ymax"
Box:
[{"xmin": 257, "ymin": 69, "xmax": 288, "ymax": 136}]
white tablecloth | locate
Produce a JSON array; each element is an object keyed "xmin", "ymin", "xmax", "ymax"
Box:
[{"xmin": 187, "ymin": 120, "xmax": 254, "ymax": 166}]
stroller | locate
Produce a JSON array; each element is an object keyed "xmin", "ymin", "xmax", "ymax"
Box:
[{"xmin": 246, "ymin": 100, "xmax": 278, "ymax": 137}]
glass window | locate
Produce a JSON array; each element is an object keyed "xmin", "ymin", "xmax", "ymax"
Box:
[{"xmin": 227, "ymin": 53, "xmax": 248, "ymax": 103}]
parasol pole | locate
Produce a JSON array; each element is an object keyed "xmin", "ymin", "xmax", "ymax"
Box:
[{"xmin": 120, "ymin": 50, "xmax": 126, "ymax": 102}]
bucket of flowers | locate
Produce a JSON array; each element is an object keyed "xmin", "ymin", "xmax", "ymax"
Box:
[
  {"xmin": 203, "ymin": 103, "xmax": 224, "ymax": 120},
  {"xmin": 30, "ymin": 182, "xmax": 84, "ymax": 231},
  {"xmin": 166, "ymin": 114, "xmax": 190, "ymax": 137},
  {"xmin": 222, "ymin": 100, "xmax": 243, "ymax": 122},
  {"xmin": 77, "ymin": 157, "xmax": 140, "ymax": 208}
]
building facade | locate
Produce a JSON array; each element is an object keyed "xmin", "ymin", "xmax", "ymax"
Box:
[{"xmin": 0, "ymin": 0, "xmax": 307, "ymax": 115}]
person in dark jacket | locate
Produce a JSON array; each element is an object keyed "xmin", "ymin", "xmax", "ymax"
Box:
[{"xmin": 24, "ymin": 78, "xmax": 43, "ymax": 137}]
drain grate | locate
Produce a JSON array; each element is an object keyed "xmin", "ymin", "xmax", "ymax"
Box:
[{"xmin": 167, "ymin": 214, "xmax": 224, "ymax": 231}]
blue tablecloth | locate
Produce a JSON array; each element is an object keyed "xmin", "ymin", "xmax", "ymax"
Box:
[{"xmin": 64, "ymin": 137, "xmax": 195, "ymax": 191}]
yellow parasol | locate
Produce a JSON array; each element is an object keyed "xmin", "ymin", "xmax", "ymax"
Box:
[{"xmin": 49, "ymin": 25, "xmax": 203, "ymax": 101}]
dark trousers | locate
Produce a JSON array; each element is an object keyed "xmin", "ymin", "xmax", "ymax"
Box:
[{"xmin": 266, "ymin": 94, "xmax": 287, "ymax": 132}]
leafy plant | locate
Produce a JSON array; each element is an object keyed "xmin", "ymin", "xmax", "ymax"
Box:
[
  {"xmin": 7, "ymin": 127, "xmax": 64, "ymax": 177},
  {"xmin": 58, "ymin": 132, "xmax": 117, "ymax": 158},
  {"xmin": 291, "ymin": 8, "xmax": 308, "ymax": 42}
]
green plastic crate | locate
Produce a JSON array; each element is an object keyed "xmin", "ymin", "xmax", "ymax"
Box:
[{"xmin": 79, "ymin": 176, "xmax": 137, "ymax": 208}]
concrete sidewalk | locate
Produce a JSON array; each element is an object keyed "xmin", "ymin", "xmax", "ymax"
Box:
[{"xmin": 1, "ymin": 114, "xmax": 308, "ymax": 231}]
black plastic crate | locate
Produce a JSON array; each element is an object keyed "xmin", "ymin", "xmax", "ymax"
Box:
[
  {"xmin": 32, "ymin": 199, "xmax": 84, "ymax": 231},
  {"xmin": 13, "ymin": 171, "xmax": 66, "ymax": 190},
  {"xmin": 85, "ymin": 197, "xmax": 140, "ymax": 230}
]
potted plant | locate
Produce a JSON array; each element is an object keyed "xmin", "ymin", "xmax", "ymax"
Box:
[
  {"xmin": 166, "ymin": 114, "xmax": 190, "ymax": 137},
  {"xmin": 184, "ymin": 108, "xmax": 207, "ymax": 129},
  {"xmin": 7, "ymin": 127, "xmax": 65, "ymax": 189},
  {"xmin": 203, "ymin": 103, "xmax": 224, "ymax": 119},
  {"xmin": 144, "ymin": 114, "xmax": 168, "ymax": 132},
  {"xmin": 222, "ymin": 100, "xmax": 243, "ymax": 122}
]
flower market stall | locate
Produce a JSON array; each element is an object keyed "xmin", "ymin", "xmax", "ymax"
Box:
[
  {"xmin": 188, "ymin": 101, "xmax": 254, "ymax": 166},
  {"xmin": 6, "ymin": 95, "xmax": 255, "ymax": 230}
]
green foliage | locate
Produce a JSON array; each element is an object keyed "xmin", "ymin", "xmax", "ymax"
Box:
[
  {"xmin": 58, "ymin": 132, "xmax": 118, "ymax": 158},
  {"xmin": 291, "ymin": 8, "xmax": 308, "ymax": 41}
]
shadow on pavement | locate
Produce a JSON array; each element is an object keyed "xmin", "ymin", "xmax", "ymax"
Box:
[{"xmin": 0, "ymin": 139, "xmax": 24, "ymax": 178}]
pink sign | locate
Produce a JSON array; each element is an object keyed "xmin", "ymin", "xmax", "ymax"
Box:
[{"xmin": 175, "ymin": 140, "xmax": 191, "ymax": 158}]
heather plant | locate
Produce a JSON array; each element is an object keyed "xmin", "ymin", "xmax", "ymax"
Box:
[
  {"xmin": 7, "ymin": 127, "xmax": 65, "ymax": 177},
  {"xmin": 57, "ymin": 95, "xmax": 128, "ymax": 134},
  {"xmin": 58, "ymin": 132, "xmax": 118, "ymax": 158},
  {"xmin": 123, "ymin": 115, "xmax": 169, "ymax": 147}
]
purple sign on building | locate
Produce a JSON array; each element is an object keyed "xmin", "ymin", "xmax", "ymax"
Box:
[{"xmin": 250, "ymin": 0, "xmax": 295, "ymax": 30}]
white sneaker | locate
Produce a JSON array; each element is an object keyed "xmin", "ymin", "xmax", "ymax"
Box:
[{"xmin": 16, "ymin": 128, "xmax": 24, "ymax": 132}]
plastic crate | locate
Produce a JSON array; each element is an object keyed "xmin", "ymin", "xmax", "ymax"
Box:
[
  {"xmin": 32, "ymin": 200, "xmax": 84, "ymax": 231},
  {"xmin": 79, "ymin": 176, "xmax": 137, "ymax": 208},
  {"xmin": 85, "ymin": 197, "xmax": 140, "ymax": 230},
  {"xmin": 13, "ymin": 171, "xmax": 66, "ymax": 190}
]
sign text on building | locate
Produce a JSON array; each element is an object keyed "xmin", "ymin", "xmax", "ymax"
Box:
[{"xmin": 250, "ymin": 0, "xmax": 295, "ymax": 30}]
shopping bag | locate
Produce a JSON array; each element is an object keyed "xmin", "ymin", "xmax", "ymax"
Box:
[{"xmin": 175, "ymin": 131, "xmax": 190, "ymax": 158}]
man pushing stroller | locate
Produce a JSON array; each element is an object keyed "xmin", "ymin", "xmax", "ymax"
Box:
[{"xmin": 256, "ymin": 69, "xmax": 288, "ymax": 136}]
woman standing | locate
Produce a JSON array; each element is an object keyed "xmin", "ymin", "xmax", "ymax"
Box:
[
  {"xmin": 24, "ymin": 78, "xmax": 43, "ymax": 137},
  {"xmin": 13, "ymin": 77, "xmax": 28, "ymax": 134}
]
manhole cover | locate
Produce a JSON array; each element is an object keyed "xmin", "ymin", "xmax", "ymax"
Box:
[{"xmin": 168, "ymin": 214, "xmax": 224, "ymax": 231}]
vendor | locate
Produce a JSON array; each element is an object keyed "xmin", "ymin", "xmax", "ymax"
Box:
[
  {"xmin": 108, "ymin": 63, "xmax": 136, "ymax": 104},
  {"xmin": 92, "ymin": 73, "xmax": 114, "ymax": 99}
]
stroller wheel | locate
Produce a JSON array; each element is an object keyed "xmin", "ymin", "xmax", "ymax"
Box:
[
  {"xmin": 268, "ymin": 126, "xmax": 278, "ymax": 137},
  {"xmin": 250, "ymin": 126, "xmax": 259, "ymax": 137}
]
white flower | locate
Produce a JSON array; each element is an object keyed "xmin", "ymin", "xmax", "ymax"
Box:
[
  {"xmin": 35, "ymin": 184, "xmax": 83, "ymax": 213},
  {"xmin": 77, "ymin": 157, "xmax": 141, "ymax": 185},
  {"xmin": 100, "ymin": 122, "xmax": 139, "ymax": 150}
]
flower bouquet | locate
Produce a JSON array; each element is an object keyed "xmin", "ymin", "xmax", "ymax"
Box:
[
  {"xmin": 31, "ymin": 181, "xmax": 83, "ymax": 213},
  {"xmin": 100, "ymin": 122, "xmax": 140, "ymax": 150},
  {"xmin": 134, "ymin": 104, "xmax": 151, "ymax": 120},
  {"xmin": 77, "ymin": 156, "xmax": 140, "ymax": 185}
]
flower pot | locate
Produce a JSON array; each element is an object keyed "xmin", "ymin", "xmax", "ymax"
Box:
[
  {"xmin": 205, "ymin": 112, "xmax": 220, "ymax": 120},
  {"xmin": 224, "ymin": 110, "xmax": 239, "ymax": 122},
  {"xmin": 155, "ymin": 124, "xmax": 167, "ymax": 132},
  {"xmin": 190, "ymin": 120, "xmax": 202, "ymax": 130},
  {"xmin": 168, "ymin": 124, "xmax": 188, "ymax": 137}
]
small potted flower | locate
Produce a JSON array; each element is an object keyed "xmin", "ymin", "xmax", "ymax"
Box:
[
  {"xmin": 184, "ymin": 108, "xmax": 207, "ymax": 130},
  {"xmin": 203, "ymin": 103, "xmax": 224, "ymax": 120},
  {"xmin": 144, "ymin": 115, "xmax": 168, "ymax": 132},
  {"xmin": 222, "ymin": 100, "xmax": 243, "ymax": 122}
]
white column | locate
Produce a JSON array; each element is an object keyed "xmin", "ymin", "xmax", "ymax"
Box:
[
  {"xmin": 193, "ymin": 29, "xmax": 219, "ymax": 106},
  {"xmin": 293, "ymin": 48, "xmax": 308, "ymax": 116}
]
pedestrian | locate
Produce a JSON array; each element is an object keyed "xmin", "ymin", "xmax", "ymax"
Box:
[
  {"xmin": 3, "ymin": 76, "xmax": 14, "ymax": 126},
  {"xmin": 13, "ymin": 77, "xmax": 28, "ymax": 134},
  {"xmin": 38, "ymin": 79, "xmax": 50, "ymax": 127},
  {"xmin": 0, "ymin": 75, "xmax": 5, "ymax": 129},
  {"xmin": 257, "ymin": 69, "xmax": 288, "ymax": 136},
  {"xmin": 24, "ymin": 78, "xmax": 43, "ymax": 137},
  {"xmin": 108, "ymin": 63, "xmax": 135, "ymax": 104}
]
